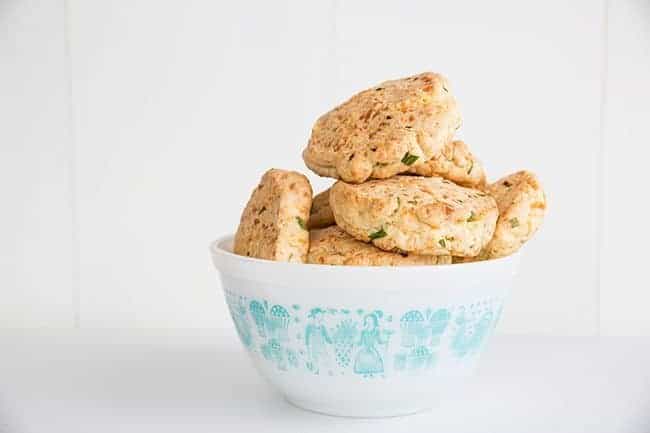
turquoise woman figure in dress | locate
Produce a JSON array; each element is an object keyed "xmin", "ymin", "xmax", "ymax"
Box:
[
  {"xmin": 354, "ymin": 313, "xmax": 388, "ymax": 377},
  {"xmin": 305, "ymin": 308, "xmax": 332, "ymax": 373}
]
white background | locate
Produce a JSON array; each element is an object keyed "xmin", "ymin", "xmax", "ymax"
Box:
[{"xmin": 1, "ymin": 0, "xmax": 648, "ymax": 335}]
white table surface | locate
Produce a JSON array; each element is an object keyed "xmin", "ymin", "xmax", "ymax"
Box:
[{"xmin": 1, "ymin": 329, "xmax": 649, "ymax": 433}]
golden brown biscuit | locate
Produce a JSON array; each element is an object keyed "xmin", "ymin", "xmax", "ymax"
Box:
[
  {"xmin": 329, "ymin": 176, "xmax": 498, "ymax": 257},
  {"xmin": 303, "ymin": 72, "xmax": 462, "ymax": 183},
  {"xmin": 482, "ymin": 170, "xmax": 546, "ymax": 258},
  {"xmin": 308, "ymin": 188, "xmax": 335, "ymax": 229},
  {"xmin": 307, "ymin": 226, "xmax": 451, "ymax": 266},
  {"xmin": 409, "ymin": 140, "xmax": 486, "ymax": 188},
  {"xmin": 234, "ymin": 169, "xmax": 312, "ymax": 262}
]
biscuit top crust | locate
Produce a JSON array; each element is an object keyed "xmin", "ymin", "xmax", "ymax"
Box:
[
  {"xmin": 303, "ymin": 72, "xmax": 462, "ymax": 183},
  {"xmin": 332, "ymin": 176, "xmax": 494, "ymax": 230},
  {"xmin": 234, "ymin": 169, "xmax": 312, "ymax": 262},
  {"xmin": 307, "ymin": 226, "xmax": 451, "ymax": 266},
  {"xmin": 329, "ymin": 176, "xmax": 498, "ymax": 256}
]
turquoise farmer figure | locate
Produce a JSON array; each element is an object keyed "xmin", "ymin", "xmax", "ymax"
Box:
[
  {"xmin": 354, "ymin": 313, "xmax": 388, "ymax": 377},
  {"xmin": 305, "ymin": 308, "xmax": 333, "ymax": 372}
]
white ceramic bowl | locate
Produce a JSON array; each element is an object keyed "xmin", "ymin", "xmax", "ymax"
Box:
[{"xmin": 210, "ymin": 235, "xmax": 520, "ymax": 417}]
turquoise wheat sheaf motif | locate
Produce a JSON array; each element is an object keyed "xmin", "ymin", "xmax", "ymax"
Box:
[{"xmin": 224, "ymin": 290, "xmax": 503, "ymax": 378}]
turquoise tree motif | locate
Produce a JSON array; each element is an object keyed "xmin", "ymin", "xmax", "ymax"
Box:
[
  {"xmin": 247, "ymin": 299, "xmax": 298, "ymax": 371},
  {"xmin": 400, "ymin": 310, "xmax": 427, "ymax": 348},
  {"xmin": 305, "ymin": 308, "xmax": 333, "ymax": 374},
  {"xmin": 268, "ymin": 305, "xmax": 290, "ymax": 341},
  {"xmin": 249, "ymin": 300, "xmax": 267, "ymax": 338},
  {"xmin": 354, "ymin": 313, "xmax": 391, "ymax": 378},
  {"xmin": 226, "ymin": 294, "xmax": 253, "ymax": 348},
  {"xmin": 394, "ymin": 307, "xmax": 451, "ymax": 372},
  {"xmin": 428, "ymin": 308, "xmax": 451, "ymax": 346}
]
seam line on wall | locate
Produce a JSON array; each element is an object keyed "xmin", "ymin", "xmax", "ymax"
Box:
[
  {"xmin": 63, "ymin": 0, "xmax": 80, "ymax": 329},
  {"xmin": 596, "ymin": 0, "xmax": 610, "ymax": 337},
  {"xmin": 331, "ymin": 0, "xmax": 343, "ymax": 94}
]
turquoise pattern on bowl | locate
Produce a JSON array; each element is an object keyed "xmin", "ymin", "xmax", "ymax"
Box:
[
  {"xmin": 225, "ymin": 289, "xmax": 504, "ymax": 379},
  {"xmin": 212, "ymin": 235, "xmax": 520, "ymax": 417}
]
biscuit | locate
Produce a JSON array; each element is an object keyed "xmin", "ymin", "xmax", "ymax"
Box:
[
  {"xmin": 234, "ymin": 169, "xmax": 312, "ymax": 262},
  {"xmin": 481, "ymin": 170, "xmax": 546, "ymax": 258},
  {"xmin": 303, "ymin": 72, "xmax": 462, "ymax": 183},
  {"xmin": 409, "ymin": 140, "xmax": 486, "ymax": 188},
  {"xmin": 307, "ymin": 226, "xmax": 451, "ymax": 266},
  {"xmin": 329, "ymin": 176, "xmax": 498, "ymax": 256},
  {"xmin": 308, "ymin": 188, "xmax": 335, "ymax": 229}
]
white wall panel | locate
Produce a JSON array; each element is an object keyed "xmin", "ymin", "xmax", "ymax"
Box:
[
  {"xmin": 0, "ymin": 0, "xmax": 75, "ymax": 328},
  {"xmin": 601, "ymin": 0, "xmax": 650, "ymax": 336},
  {"xmin": 6, "ymin": 0, "xmax": 648, "ymax": 335},
  {"xmin": 334, "ymin": 0, "xmax": 604, "ymax": 335},
  {"xmin": 68, "ymin": 0, "xmax": 335, "ymax": 328}
]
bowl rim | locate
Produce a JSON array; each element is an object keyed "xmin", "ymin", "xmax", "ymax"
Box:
[
  {"xmin": 210, "ymin": 234, "xmax": 521, "ymax": 290},
  {"xmin": 211, "ymin": 234, "xmax": 518, "ymax": 268}
]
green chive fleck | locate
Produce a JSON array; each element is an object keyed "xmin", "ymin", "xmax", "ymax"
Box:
[
  {"xmin": 390, "ymin": 197, "xmax": 401, "ymax": 216},
  {"xmin": 296, "ymin": 216, "xmax": 307, "ymax": 230},
  {"xmin": 509, "ymin": 217, "xmax": 520, "ymax": 228},
  {"xmin": 401, "ymin": 152, "xmax": 419, "ymax": 166},
  {"xmin": 438, "ymin": 238, "xmax": 447, "ymax": 248},
  {"xmin": 467, "ymin": 211, "xmax": 476, "ymax": 222},
  {"xmin": 467, "ymin": 160, "xmax": 474, "ymax": 175},
  {"xmin": 369, "ymin": 228, "xmax": 387, "ymax": 240}
]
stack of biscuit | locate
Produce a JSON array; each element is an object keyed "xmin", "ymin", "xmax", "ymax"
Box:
[{"xmin": 234, "ymin": 72, "xmax": 546, "ymax": 266}]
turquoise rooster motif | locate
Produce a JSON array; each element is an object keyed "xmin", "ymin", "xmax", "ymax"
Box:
[{"xmin": 451, "ymin": 308, "xmax": 494, "ymax": 358}]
